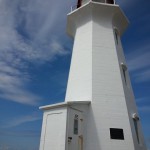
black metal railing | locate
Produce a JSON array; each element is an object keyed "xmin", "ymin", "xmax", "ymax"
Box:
[{"xmin": 70, "ymin": 0, "xmax": 115, "ymax": 12}]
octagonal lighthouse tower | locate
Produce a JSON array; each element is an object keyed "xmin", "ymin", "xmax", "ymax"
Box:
[{"xmin": 39, "ymin": 0, "xmax": 146, "ymax": 150}]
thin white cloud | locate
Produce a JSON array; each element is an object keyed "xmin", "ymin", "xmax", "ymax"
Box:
[
  {"xmin": 127, "ymin": 44, "xmax": 150, "ymax": 83},
  {"xmin": 116, "ymin": 0, "xmax": 137, "ymax": 9},
  {"xmin": 138, "ymin": 105, "xmax": 150, "ymax": 113},
  {"xmin": 127, "ymin": 45, "xmax": 150, "ymax": 72},
  {"xmin": 2, "ymin": 113, "xmax": 41, "ymax": 128},
  {"xmin": 0, "ymin": 0, "xmax": 73, "ymax": 105},
  {"xmin": 136, "ymin": 97, "xmax": 150, "ymax": 114},
  {"xmin": 0, "ymin": 62, "xmax": 41, "ymax": 105},
  {"xmin": 136, "ymin": 97, "xmax": 150, "ymax": 103},
  {"xmin": 134, "ymin": 69, "xmax": 150, "ymax": 83},
  {"xmin": 0, "ymin": 130, "xmax": 40, "ymax": 137}
]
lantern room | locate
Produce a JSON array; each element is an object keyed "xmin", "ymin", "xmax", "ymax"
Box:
[{"xmin": 77, "ymin": 0, "xmax": 115, "ymax": 8}]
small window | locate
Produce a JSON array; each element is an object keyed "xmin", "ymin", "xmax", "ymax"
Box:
[
  {"xmin": 74, "ymin": 114, "xmax": 78, "ymax": 135},
  {"xmin": 121, "ymin": 63, "xmax": 127, "ymax": 85},
  {"xmin": 123, "ymin": 68, "xmax": 126, "ymax": 83},
  {"xmin": 106, "ymin": 0, "xmax": 114, "ymax": 4},
  {"xmin": 133, "ymin": 120, "xmax": 140, "ymax": 144},
  {"xmin": 77, "ymin": 0, "xmax": 82, "ymax": 8},
  {"xmin": 132, "ymin": 114, "xmax": 140, "ymax": 144},
  {"xmin": 110, "ymin": 128, "xmax": 124, "ymax": 140},
  {"xmin": 115, "ymin": 31, "xmax": 118, "ymax": 44}
]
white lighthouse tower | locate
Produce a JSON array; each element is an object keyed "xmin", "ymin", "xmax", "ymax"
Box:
[{"xmin": 39, "ymin": 0, "xmax": 147, "ymax": 150}]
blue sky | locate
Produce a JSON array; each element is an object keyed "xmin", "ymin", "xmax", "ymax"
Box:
[{"xmin": 0, "ymin": 0, "xmax": 149, "ymax": 149}]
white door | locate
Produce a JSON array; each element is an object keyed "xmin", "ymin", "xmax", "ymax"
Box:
[
  {"xmin": 67, "ymin": 108, "xmax": 83, "ymax": 150},
  {"xmin": 42, "ymin": 111, "xmax": 67, "ymax": 150}
]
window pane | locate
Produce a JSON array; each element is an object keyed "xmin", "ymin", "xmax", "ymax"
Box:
[
  {"xmin": 110, "ymin": 128, "xmax": 124, "ymax": 140},
  {"xmin": 133, "ymin": 120, "xmax": 140, "ymax": 144},
  {"xmin": 106, "ymin": 0, "xmax": 114, "ymax": 4},
  {"xmin": 74, "ymin": 115, "xmax": 78, "ymax": 135}
]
